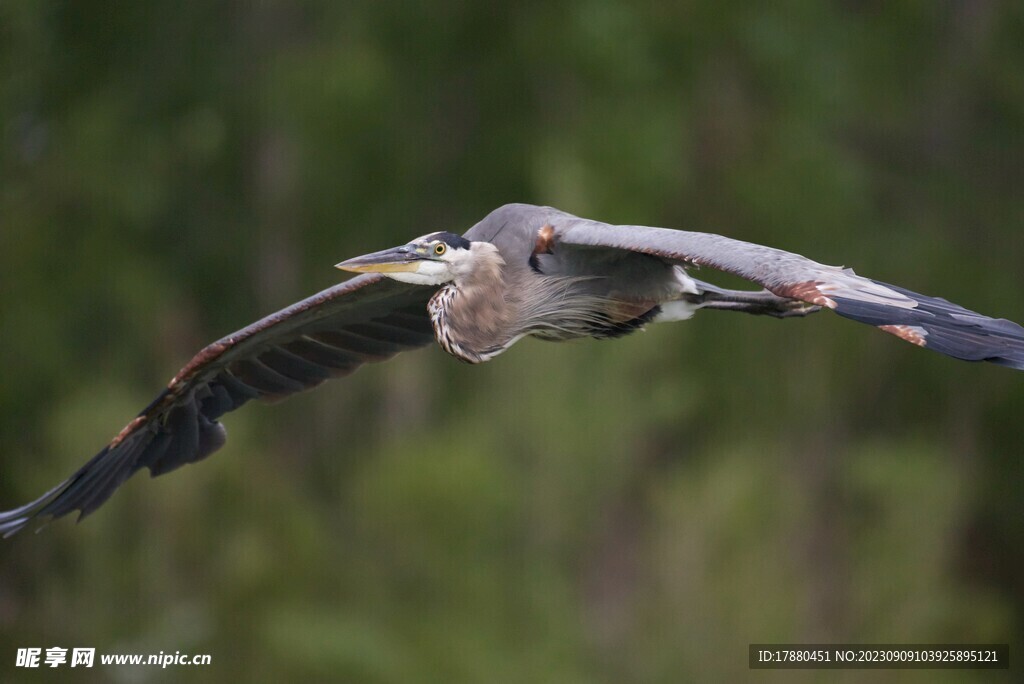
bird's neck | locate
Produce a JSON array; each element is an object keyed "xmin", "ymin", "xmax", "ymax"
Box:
[{"xmin": 428, "ymin": 243, "xmax": 518, "ymax": 363}]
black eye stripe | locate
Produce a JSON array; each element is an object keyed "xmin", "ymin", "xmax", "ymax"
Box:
[{"xmin": 425, "ymin": 231, "xmax": 471, "ymax": 250}]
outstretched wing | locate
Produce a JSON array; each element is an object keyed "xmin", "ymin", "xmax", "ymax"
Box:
[
  {"xmin": 549, "ymin": 215, "xmax": 1024, "ymax": 370},
  {"xmin": 0, "ymin": 274, "xmax": 438, "ymax": 537}
]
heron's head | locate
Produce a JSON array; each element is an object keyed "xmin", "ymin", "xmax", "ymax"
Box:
[{"xmin": 335, "ymin": 232, "xmax": 477, "ymax": 285}]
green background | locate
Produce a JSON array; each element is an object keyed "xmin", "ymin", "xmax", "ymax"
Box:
[{"xmin": 1, "ymin": 1, "xmax": 1022, "ymax": 681}]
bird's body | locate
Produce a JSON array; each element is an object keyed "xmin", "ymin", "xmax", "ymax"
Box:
[
  {"xmin": 387, "ymin": 206, "xmax": 779, "ymax": 363},
  {"xmin": 422, "ymin": 239, "xmax": 688, "ymax": 363},
  {"xmin": 3, "ymin": 203, "xmax": 1023, "ymax": 536}
]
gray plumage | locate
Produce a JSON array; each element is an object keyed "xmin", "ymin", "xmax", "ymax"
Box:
[{"xmin": 3, "ymin": 203, "xmax": 1022, "ymax": 536}]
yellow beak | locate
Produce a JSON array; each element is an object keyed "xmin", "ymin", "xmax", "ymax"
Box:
[{"xmin": 335, "ymin": 246, "xmax": 422, "ymax": 274}]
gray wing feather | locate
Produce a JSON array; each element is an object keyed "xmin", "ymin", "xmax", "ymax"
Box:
[
  {"xmin": 550, "ymin": 213, "xmax": 1024, "ymax": 370},
  {"xmin": 0, "ymin": 274, "xmax": 436, "ymax": 537}
]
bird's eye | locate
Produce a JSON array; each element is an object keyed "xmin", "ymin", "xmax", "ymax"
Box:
[{"xmin": 434, "ymin": 243, "xmax": 446, "ymax": 256}]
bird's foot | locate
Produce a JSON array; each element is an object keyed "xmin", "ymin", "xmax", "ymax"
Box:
[
  {"xmin": 768, "ymin": 300, "xmax": 822, "ymax": 318},
  {"xmin": 689, "ymin": 287, "xmax": 822, "ymax": 318}
]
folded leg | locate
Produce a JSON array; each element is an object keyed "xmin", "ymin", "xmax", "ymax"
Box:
[{"xmin": 686, "ymin": 279, "xmax": 822, "ymax": 319}]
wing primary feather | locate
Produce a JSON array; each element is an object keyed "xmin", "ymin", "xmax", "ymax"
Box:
[
  {"xmin": 284, "ymin": 338, "xmax": 363, "ymax": 374},
  {"xmin": 215, "ymin": 371, "xmax": 263, "ymax": 405},
  {"xmin": 149, "ymin": 401, "xmax": 200, "ymax": 476},
  {"xmin": 258, "ymin": 347, "xmax": 332, "ymax": 385},
  {"xmin": 228, "ymin": 359, "xmax": 309, "ymax": 395},
  {"xmin": 831, "ymin": 281, "xmax": 1024, "ymax": 368},
  {"xmin": 72, "ymin": 434, "xmax": 153, "ymax": 518},
  {"xmin": 346, "ymin": 322, "xmax": 434, "ymax": 347},
  {"xmin": 137, "ymin": 430, "xmax": 174, "ymax": 473},
  {"xmin": 196, "ymin": 416, "xmax": 228, "ymax": 460},
  {"xmin": 0, "ymin": 480, "xmax": 75, "ymax": 537},
  {"xmin": 201, "ymin": 383, "xmax": 237, "ymax": 419},
  {"xmin": 33, "ymin": 433, "xmax": 151, "ymax": 522},
  {"xmin": 307, "ymin": 330, "xmax": 406, "ymax": 359}
]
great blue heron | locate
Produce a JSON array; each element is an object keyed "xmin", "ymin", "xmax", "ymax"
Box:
[{"xmin": 3, "ymin": 203, "xmax": 1022, "ymax": 537}]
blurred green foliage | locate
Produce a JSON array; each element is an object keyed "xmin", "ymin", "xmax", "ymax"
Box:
[{"xmin": 1, "ymin": 1, "xmax": 1023, "ymax": 681}]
